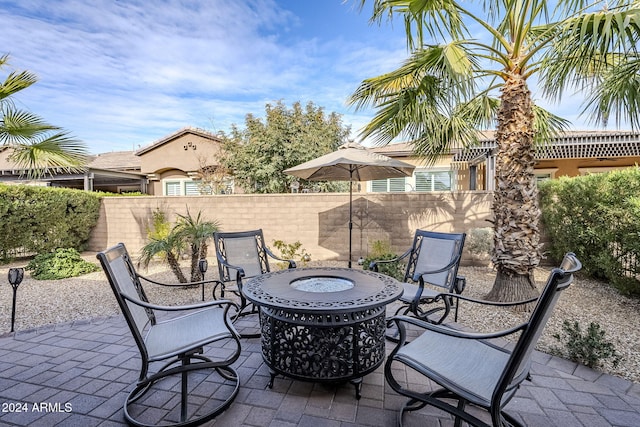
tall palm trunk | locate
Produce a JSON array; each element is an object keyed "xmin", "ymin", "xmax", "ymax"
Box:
[{"xmin": 486, "ymin": 72, "xmax": 541, "ymax": 306}]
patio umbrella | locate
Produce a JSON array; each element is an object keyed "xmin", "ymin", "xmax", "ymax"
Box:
[{"xmin": 284, "ymin": 141, "xmax": 415, "ymax": 267}]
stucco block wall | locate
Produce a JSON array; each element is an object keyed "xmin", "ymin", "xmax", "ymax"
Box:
[{"xmin": 88, "ymin": 192, "xmax": 493, "ymax": 262}]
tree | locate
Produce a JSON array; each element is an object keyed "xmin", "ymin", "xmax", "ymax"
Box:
[
  {"xmin": 219, "ymin": 100, "xmax": 351, "ymax": 193},
  {"xmin": 0, "ymin": 54, "xmax": 88, "ymax": 176},
  {"xmin": 350, "ymin": 0, "xmax": 640, "ymax": 303}
]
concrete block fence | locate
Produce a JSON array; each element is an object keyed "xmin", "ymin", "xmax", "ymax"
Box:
[{"xmin": 87, "ymin": 192, "xmax": 494, "ymax": 263}]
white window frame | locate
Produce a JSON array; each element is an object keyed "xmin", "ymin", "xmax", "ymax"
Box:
[
  {"xmin": 163, "ymin": 178, "xmax": 207, "ymax": 196},
  {"xmin": 368, "ymin": 168, "xmax": 455, "ymax": 193},
  {"xmin": 414, "ymin": 169, "xmax": 454, "ymax": 192}
]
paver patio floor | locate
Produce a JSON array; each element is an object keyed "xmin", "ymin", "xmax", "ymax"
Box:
[{"xmin": 1, "ymin": 308, "xmax": 639, "ymax": 426}]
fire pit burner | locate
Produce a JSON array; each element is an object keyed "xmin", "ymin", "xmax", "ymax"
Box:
[{"xmin": 290, "ymin": 276, "xmax": 354, "ymax": 292}]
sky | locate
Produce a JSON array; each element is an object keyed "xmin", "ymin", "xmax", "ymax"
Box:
[{"xmin": 1, "ymin": 0, "xmax": 620, "ymax": 155}]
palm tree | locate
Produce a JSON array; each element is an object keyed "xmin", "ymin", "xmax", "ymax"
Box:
[
  {"xmin": 173, "ymin": 208, "xmax": 220, "ymax": 282},
  {"xmin": 0, "ymin": 54, "xmax": 88, "ymax": 176},
  {"xmin": 350, "ymin": 0, "xmax": 640, "ymax": 303},
  {"xmin": 139, "ymin": 232, "xmax": 188, "ymax": 283}
]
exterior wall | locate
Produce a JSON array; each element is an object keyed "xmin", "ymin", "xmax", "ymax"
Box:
[
  {"xmin": 88, "ymin": 192, "xmax": 493, "ymax": 263},
  {"xmin": 139, "ymin": 133, "xmax": 222, "ymax": 175}
]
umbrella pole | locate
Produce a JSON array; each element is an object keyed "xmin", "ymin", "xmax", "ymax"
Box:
[{"xmin": 348, "ymin": 173, "xmax": 353, "ymax": 268}]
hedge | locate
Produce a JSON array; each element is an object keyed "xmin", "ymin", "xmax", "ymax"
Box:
[
  {"xmin": 539, "ymin": 167, "xmax": 640, "ymax": 296},
  {"xmin": 0, "ymin": 184, "xmax": 101, "ymax": 260}
]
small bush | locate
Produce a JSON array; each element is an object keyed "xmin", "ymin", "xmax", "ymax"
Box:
[
  {"xmin": 362, "ymin": 240, "xmax": 405, "ymax": 281},
  {"xmin": 26, "ymin": 248, "xmax": 99, "ymax": 280},
  {"xmin": 466, "ymin": 227, "xmax": 493, "ymax": 259},
  {"xmin": 551, "ymin": 320, "xmax": 621, "ymax": 369},
  {"xmin": 272, "ymin": 240, "xmax": 311, "ymax": 268}
]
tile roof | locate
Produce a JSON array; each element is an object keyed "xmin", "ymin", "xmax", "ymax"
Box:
[{"xmin": 87, "ymin": 151, "xmax": 140, "ymax": 171}]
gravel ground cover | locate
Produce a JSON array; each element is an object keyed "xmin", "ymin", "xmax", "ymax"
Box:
[{"xmin": 0, "ymin": 255, "xmax": 638, "ymax": 384}]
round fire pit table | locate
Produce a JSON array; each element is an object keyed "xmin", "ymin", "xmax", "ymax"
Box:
[{"xmin": 243, "ymin": 267, "xmax": 402, "ymax": 399}]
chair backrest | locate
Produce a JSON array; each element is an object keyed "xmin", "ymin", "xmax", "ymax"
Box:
[
  {"xmin": 496, "ymin": 252, "xmax": 582, "ymax": 404},
  {"xmin": 96, "ymin": 243, "xmax": 155, "ymax": 360},
  {"xmin": 214, "ymin": 229, "xmax": 271, "ymax": 282},
  {"xmin": 405, "ymin": 230, "xmax": 466, "ymax": 290}
]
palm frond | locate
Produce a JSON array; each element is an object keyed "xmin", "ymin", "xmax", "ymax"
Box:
[
  {"xmin": 580, "ymin": 55, "xmax": 640, "ymax": 129},
  {"xmin": 540, "ymin": 8, "xmax": 640, "ymax": 99},
  {"xmin": 532, "ymin": 106, "xmax": 571, "ymax": 145},
  {"xmin": 0, "ymin": 108, "xmax": 60, "ymax": 143},
  {"xmin": 0, "ymin": 70, "xmax": 37, "ymax": 103},
  {"xmin": 8, "ymin": 133, "xmax": 89, "ymax": 178}
]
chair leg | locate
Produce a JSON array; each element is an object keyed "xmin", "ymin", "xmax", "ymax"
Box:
[
  {"xmin": 123, "ymin": 355, "xmax": 240, "ymax": 427},
  {"xmin": 181, "ymin": 356, "xmax": 189, "ymax": 423}
]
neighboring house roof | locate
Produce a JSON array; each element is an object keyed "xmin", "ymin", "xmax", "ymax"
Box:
[
  {"xmin": 87, "ymin": 151, "xmax": 141, "ymax": 171},
  {"xmin": 371, "ymin": 130, "xmax": 640, "ymax": 163},
  {"xmin": 135, "ymin": 126, "xmax": 221, "ymax": 156}
]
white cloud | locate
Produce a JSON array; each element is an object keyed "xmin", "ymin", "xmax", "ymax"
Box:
[{"xmin": 0, "ymin": 0, "xmax": 413, "ymax": 153}]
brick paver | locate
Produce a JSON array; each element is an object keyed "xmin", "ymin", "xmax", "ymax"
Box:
[{"xmin": 0, "ymin": 313, "xmax": 638, "ymax": 426}]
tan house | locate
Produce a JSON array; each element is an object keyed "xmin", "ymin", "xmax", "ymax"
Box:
[
  {"xmin": 0, "ymin": 127, "xmax": 234, "ymax": 195},
  {"xmin": 135, "ymin": 127, "xmax": 233, "ymax": 196},
  {"xmin": 369, "ymin": 130, "xmax": 640, "ymax": 192},
  {"xmin": 3, "ymin": 128, "xmax": 639, "ymax": 194}
]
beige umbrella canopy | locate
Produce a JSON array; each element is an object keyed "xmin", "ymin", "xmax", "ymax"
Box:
[{"xmin": 284, "ymin": 141, "xmax": 415, "ymax": 267}]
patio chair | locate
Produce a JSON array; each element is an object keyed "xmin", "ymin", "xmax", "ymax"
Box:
[
  {"xmin": 97, "ymin": 243, "xmax": 242, "ymax": 427},
  {"xmin": 385, "ymin": 252, "xmax": 582, "ymax": 427},
  {"xmin": 213, "ymin": 229, "xmax": 296, "ymax": 336},
  {"xmin": 370, "ymin": 230, "xmax": 466, "ymax": 325}
]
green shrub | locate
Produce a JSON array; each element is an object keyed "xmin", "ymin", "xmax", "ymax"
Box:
[
  {"xmin": 272, "ymin": 240, "xmax": 311, "ymax": 268},
  {"xmin": 539, "ymin": 168, "xmax": 640, "ymax": 295},
  {"xmin": 466, "ymin": 227, "xmax": 493, "ymax": 259},
  {"xmin": 362, "ymin": 240, "xmax": 405, "ymax": 281},
  {"xmin": 26, "ymin": 248, "xmax": 99, "ymax": 280},
  {"xmin": 0, "ymin": 184, "xmax": 101, "ymax": 261},
  {"xmin": 551, "ymin": 320, "xmax": 621, "ymax": 369}
]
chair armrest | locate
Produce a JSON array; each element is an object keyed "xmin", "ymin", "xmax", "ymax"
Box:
[
  {"xmin": 121, "ymin": 294, "xmax": 240, "ymax": 313},
  {"xmin": 264, "ymin": 246, "xmax": 296, "ymax": 269},
  {"xmin": 389, "ymin": 314, "xmax": 528, "ymax": 341},
  {"xmin": 138, "ymin": 274, "xmax": 224, "ymax": 288},
  {"xmin": 369, "ymin": 248, "xmax": 412, "ymax": 271},
  {"xmin": 430, "ymin": 291, "xmax": 539, "ymax": 307},
  {"xmin": 215, "ymin": 253, "xmax": 246, "ymax": 278}
]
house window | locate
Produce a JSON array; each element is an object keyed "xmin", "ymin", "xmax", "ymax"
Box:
[
  {"xmin": 534, "ymin": 168, "xmax": 558, "ymax": 184},
  {"xmin": 415, "ymin": 170, "xmax": 453, "ymax": 191},
  {"xmin": 164, "ymin": 179, "xmax": 211, "ymax": 196},
  {"xmin": 535, "ymin": 173, "xmax": 552, "ymax": 183},
  {"xmin": 165, "ymin": 181, "xmax": 182, "ymax": 196},
  {"xmin": 370, "ymin": 177, "xmax": 407, "ymax": 192}
]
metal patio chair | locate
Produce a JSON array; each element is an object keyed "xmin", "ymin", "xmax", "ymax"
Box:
[
  {"xmin": 97, "ymin": 243, "xmax": 242, "ymax": 427},
  {"xmin": 213, "ymin": 229, "xmax": 296, "ymax": 336},
  {"xmin": 370, "ymin": 230, "xmax": 466, "ymax": 325},
  {"xmin": 384, "ymin": 252, "xmax": 582, "ymax": 427}
]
